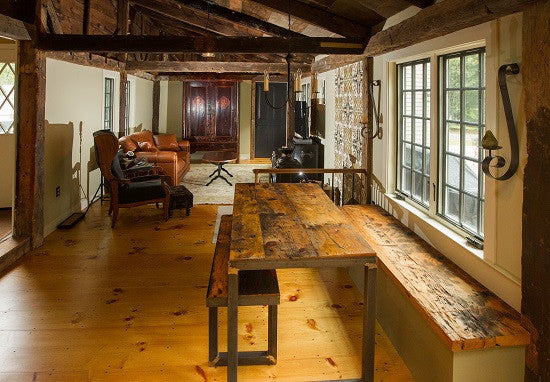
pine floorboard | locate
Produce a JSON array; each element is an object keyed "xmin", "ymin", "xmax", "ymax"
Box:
[{"xmin": 0, "ymin": 203, "xmax": 413, "ymax": 381}]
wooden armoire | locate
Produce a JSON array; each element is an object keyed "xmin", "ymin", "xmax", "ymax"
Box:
[{"xmin": 183, "ymin": 81, "xmax": 239, "ymax": 153}]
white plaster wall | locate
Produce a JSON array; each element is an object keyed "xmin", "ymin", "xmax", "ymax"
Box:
[
  {"xmin": 239, "ymin": 81, "xmax": 252, "ymax": 160},
  {"xmin": 44, "ymin": 59, "xmax": 103, "ymax": 236},
  {"xmin": 166, "ymin": 81, "xmax": 183, "ymax": 138},
  {"xmin": 129, "ymin": 75, "xmax": 153, "ymax": 133}
]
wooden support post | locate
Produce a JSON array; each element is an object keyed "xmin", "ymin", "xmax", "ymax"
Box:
[
  {"xmin": 82, "ymin": 0, "xmax": 90, "ymax": 34},
  {"xmin": 152, "ymin": 79, "xmax": 160, "ymax": 134},
  {"xmin": 14, "ymin": 40, "xmax": 46, "ymax": 248},
  {"xmin": 286, "ymin": 75, "xmax": 295, "ymax": 147},
  {"xmin": 363, "ymin": 57, "xmax": 373, "ymax": 205},
  {"xmin": 119, "ymin": 71, "xmax": 127, "ymax": 137},
  {"xmin": 521, "ymin": 2, "xmax": 550, "ymax": 381},
  {"xmin": 309, "ymin": 72, "xmax": 318, "ymax": 137}
]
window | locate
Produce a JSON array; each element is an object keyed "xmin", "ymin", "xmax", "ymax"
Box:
[
  {"xmin": 104, "ymin": 77, "xmax": 114, "ymax": 131},
  {"xmin": 0, "ymin": 62, "xmax": 16, "ymax": 134},
  {"xmin": 394, "ymin": 48, "xmax": 486, "ymax": 239},
  {"xmin": 439, "ymin": 49, "xmax": 485, "ymax": 237},
  {"xmin": 397, "ymin": 59, "xmax": 431, "ymax": 207},
  {"xmin": 125, "ymin": 80, "xmax": 130, "ymax": 135}
]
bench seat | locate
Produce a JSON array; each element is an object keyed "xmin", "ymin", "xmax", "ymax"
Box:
[{"xmin": 206, "ymin": 215, "xmax": 279, "ymax": 367}]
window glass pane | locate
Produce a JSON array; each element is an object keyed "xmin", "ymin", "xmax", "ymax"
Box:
[
  {"xmin": 440, "ymin": 48, "xmax": 485, "ymax": 236},
  {"xmin": 425, "ymin": 91, "xmax": 431, "ymax": 116},
  {"xmin": 414, "ymin": 91, "xmax": 423, "ymax": 116},
  {"xmin": 464, "ymin": 125, "xmax": 480, "ymax": 159},
  {"xmin": 403, "ymin": 91, "xmax": 412, "ymax": 115},
  {"xmin": 403, "ymin": 66, "xmax": 412, "ymax": 90},
  {"xmin": 423, "ymin": 176, "xmax": 430, "ymax": 203},
  {"xmin": 425, "ymin": 119, "xmax": 430, "ymax": 145},
  {"xmin": 444, "ymin": 187, "xmax": 460, "ymax": 223},
  {"xmin": 464, "ymin": 54, "xmax": 480, "ymax": 88},
  {"xmin": 446, "ymin": 155, "xmax": 460, "ymax": 188},
  {"xmin": 464, "ymin": 89, "xmax": 479, "ymax": 124},
  {"xmin": 446, "ymin": 90, "xmax": 461, "ymax": 121},
  {"xmin": 403, "ymin": 143, "xmax": 411, "ymax": 167},
  {"xmin": 462, "ymin": 193, "xmax": 479, "ymax": 232},
  {"xmin": 446, "ymin": 57, "xmax": 461, "ymax": 88},
  {"xmin": 403, "ymin": 117, "xmax": 412, "ymax": 141},
  {"xmin": 424, "ymin": 148, "xmax": 430, "ymax": 172},
  {"xmin": 463, "ymin": 159, "xmax": 479, "ymax": 194},
  {"xmin": 446, "ymin": 123, "xmax": 461, "ymax": 154},
  {"xmin": 414, "ymin": 64, "xmax": 424, "ymax": 88},
  {"xmin": 414, "ymin": 118, "xmax": 423, "ymax": 144},
  {"xmin": 413, "ymin": 145, "xmax": 423, "ymax": 171},
  {"xmin": 413, "ymin": 172, "xmax": 423, "ymax": 200},
  {"xmin": 402, "ymin": 168, "xmax": 411, "ymax": 194}
]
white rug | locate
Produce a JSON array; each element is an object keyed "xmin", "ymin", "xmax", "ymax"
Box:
[{"xmin": 181, "ymin": 163, "xmax": 270, "ymax": 205}]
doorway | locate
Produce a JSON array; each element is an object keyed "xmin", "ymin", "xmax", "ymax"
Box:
[
  {"xmin": 254, "ymin": 82, "xmax": 287, "ymax": 158},
  {"xmin": 0, "ymin": 38, "xmax": 16, "ymax": 242}
]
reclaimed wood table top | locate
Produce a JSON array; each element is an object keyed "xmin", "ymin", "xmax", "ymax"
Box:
[
  {"xmin": 202, "ymin": 151, "xmax": 238, "ymax": 164},
  {"xmin": 229, "ymin": 183, "xmax": 376, "ymax": 270}
]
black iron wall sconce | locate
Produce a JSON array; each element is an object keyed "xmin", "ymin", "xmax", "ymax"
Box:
[
  {"xmin": 361, "ymin": 80, "xmax": 383, "ymax": 140},
  {"xmin": 481, "ymin": 63, "xmax": 520, "ymax": 181}
]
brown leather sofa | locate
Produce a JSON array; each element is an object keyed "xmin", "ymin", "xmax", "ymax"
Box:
[{"xmin": 119, "ymin": 130, "xmax": 190, "ymax": 186}]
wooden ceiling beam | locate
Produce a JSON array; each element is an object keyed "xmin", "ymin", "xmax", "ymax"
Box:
[
  {"xmin": 0, "ymin": 12, "xmax": 34, "ymax": 40},
  {"xmin": 247, "ymin": 0, "xmax": 377, "ymax": 37},
  {"xmin": 404, "ymin": 0, "xmax": 436, "ymax": 8},
  {"xmin": 365, "ymin": 0, "xmax": 537, "ymax": 56},
  {"xmin": 130, "ymin": 0, "xmax": 303, "ymax": 37},
  {"xmin": 38, "ymin": 35, "xmax": 366, "ymax": 54},
  {"xmin": 126, "ymin": 60, "xmax": 310, "ymax": 73}
]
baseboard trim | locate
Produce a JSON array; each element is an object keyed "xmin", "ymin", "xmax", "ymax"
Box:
[{"xmin": 239, "ymin": 154, "xmax": 251, "ymax": 161}]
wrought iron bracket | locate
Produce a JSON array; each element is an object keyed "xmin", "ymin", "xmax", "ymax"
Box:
[
  {"xmin": 361, "ymin": 80, "xmax": 383, "ymax": 140},
  {"xmin": 481, "ymin": 63, "xmax": 520, "ymax": 181}
]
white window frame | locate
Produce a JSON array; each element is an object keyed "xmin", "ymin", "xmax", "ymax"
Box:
[{"xmin": 103, "ymin": 77, "xmax": 115, "ymax": 131}]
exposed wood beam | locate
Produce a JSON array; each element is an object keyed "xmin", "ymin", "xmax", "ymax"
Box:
[
  {"xmin": 152, "ymin": 79, "xmax": 160, "ymax": 134},
  {"xmin": 312, "ymin": 54, "xmax": 364, "ymax": 73},
  {"xmin": 126, "ymin": 60, "xmax": 310, "ymax": 74},
  {"xmin": 119, "ymin": 71, "xmax": 128, "ymax": 138},
  {"xmin": 83, "ymin": 0, "xmax": 90, "ymax": 34},
  {"xmin": 45, "ymin": 0, "xmax": 63, "ymax": 34},
  {"xmin": 130, "ymin": 0, "xmax": 303, "ymax": 37},
  {"xmin": 0, "ymin": 13, "xmax": 34, "ymax": 40},
  {"xmin": 365, "ymin": 0, "xmax": 538, "ymax": 57},
  {"xmin": 38, "ymin": 35, "xmax": 366, "ymax": 54},
  {"xmin": 404, "ymin": 0, "xmax": 436, "ymax": 8},
  {"xmin": 247, "ymin": 0, "xmax": 376, "ymax": 37},
  {"xmin": 117, "ymin": 0, "xmax": 129, "ymax": 35},
  {"xmin": 14, "ymin": 40, "xmax": 45, "ymax": 248},
  {"xmin": 521, "ymin": 4, "xmax": 550, "ymax": 382}
]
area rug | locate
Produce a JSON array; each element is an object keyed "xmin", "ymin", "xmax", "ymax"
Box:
[{"xmin": 181, "ymin": 163, "xmax": 270, "ymax": 205}]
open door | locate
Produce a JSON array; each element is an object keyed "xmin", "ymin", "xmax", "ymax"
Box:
[{"xmin": 254, "ymin": 82, "xmax": 287, "ymax": 158}]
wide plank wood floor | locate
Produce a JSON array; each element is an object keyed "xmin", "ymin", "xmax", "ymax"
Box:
[{"xmin": 0, "ymin": 203, "xmax": 413, "ymax": 381}]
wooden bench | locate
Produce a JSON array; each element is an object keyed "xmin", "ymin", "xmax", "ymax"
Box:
[
  {"xmin": 342, "ymin": 205, "xmax": 530, "ymax": 381},
  {"xmin": 206, "ymin": 215, "xmax": 280, "ymax": 367}
]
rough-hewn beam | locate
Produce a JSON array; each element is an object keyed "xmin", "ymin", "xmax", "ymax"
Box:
[
  {"xmin": 365, "ymin": 0, "xmax": 538, "ymax": 56},
  {"xmin": 0, "ymin": 13, "xmax": 34, "ymax": 40},
  {"xmin": 117, "ymin": 0, "xmax": 129, "ymax": 35},
  {"xmin": 119, "ymin": 71, "xmax": 127, "ymax": 138},
  {"xmin": 404, "ymin": 0, "xmax": 436, "ymax": 8},
  {"xmin": 14, "ymin": 40, "xmax": 45, "ymax": 249},
  {"xmin": 152, "ymin": 79, "xmax": 160, "ymax": 134},
  {"xmin": 130, "ymin": 0, "xmax": 303, "ymax": 37},
  {"xmin": 521, "ymin": 4, "xmax": 550, "ymax": 382},
  {"xmin": 312, "ymin": 54, "xmax": 363, "ymax": 73},
  {"xmin": 83, "ymin": 0, "xmax": 90, "ymax": 34},
  {"xmin": 126, "ymin": 60, "xmax": 310, "ymax": 74},
  {"xmin": 45, "ymin": 0, "xmax": 62, "ymax": 34},
  {"xmin": 38, "ymin": 35, "xmax": 366, "ymax": 54},
  {"xmin": 248, "ymin": 0, "xmax": 376, "ymax": 37}
]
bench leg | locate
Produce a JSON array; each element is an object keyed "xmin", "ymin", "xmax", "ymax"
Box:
[
  {"xmin": 362, "ymin": 263, "xmax": 377, "ymax": 382},
  {"xmin": 267, "ymin": 305, "xmax": 277, "ymax": 364},
  {"xmin": 209, "ymin": 307, "xmax": 218, "ymax": 365},
  {"xmin": 227, "ymin": 272, "xmax": 239, "ymax": 382}
]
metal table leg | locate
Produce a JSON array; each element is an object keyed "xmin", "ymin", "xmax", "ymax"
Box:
[
  {"xmin": 227, "ymin": 270, "xmax": 239, "ymax": 382},
  {"xmin": 362, "ymin": 263, "xmax": 377, "ymax": 382}
]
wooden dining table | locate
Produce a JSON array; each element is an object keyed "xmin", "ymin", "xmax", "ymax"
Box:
[{"xmin": 227, "ymin": 182, "xmax": 377, "ymax": 381}]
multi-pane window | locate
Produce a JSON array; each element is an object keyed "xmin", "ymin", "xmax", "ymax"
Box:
[
  {"xmin": 0, "ymin": 63, "xmax": 16, "ymax": 134},
  {"xmin": 439, "ymin": 49, "xmax": 485, "ymax": 237},
  {"xmin": 397, "ymin": 59, "xmax": 431, "ymax": 207},
  {"xmin": 104, "ymin": 77, "xmax": 114, "ymax": 131},
  {"xmin": 125, "ymin": 80, "xmax": 130, "ymax": 135}
]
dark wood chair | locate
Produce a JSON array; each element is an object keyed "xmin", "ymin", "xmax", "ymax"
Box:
[{"xmin": 93, "ymin": 130, "xmax": 170, "ymax": 228}]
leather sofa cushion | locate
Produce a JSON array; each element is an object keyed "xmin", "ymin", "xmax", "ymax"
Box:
[
  {"xmin": 154, "ymin": 134, "xmax": 179, "ymax": 151},
  {"xmin": 119, "ymin": 136, "xmax": 138, "ymax": 153},
  {"xmin": 131, "ymin": 130, "xmax": 155, "ymax": 149},
  {"xmin": 138, "ymin": 141, "xmax": 159, "ymax": 152}
]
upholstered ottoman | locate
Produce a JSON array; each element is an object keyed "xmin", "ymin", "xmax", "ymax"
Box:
[{"xmin": 168, "ymin": 185, "xmax": 193, "ymax": 217}]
